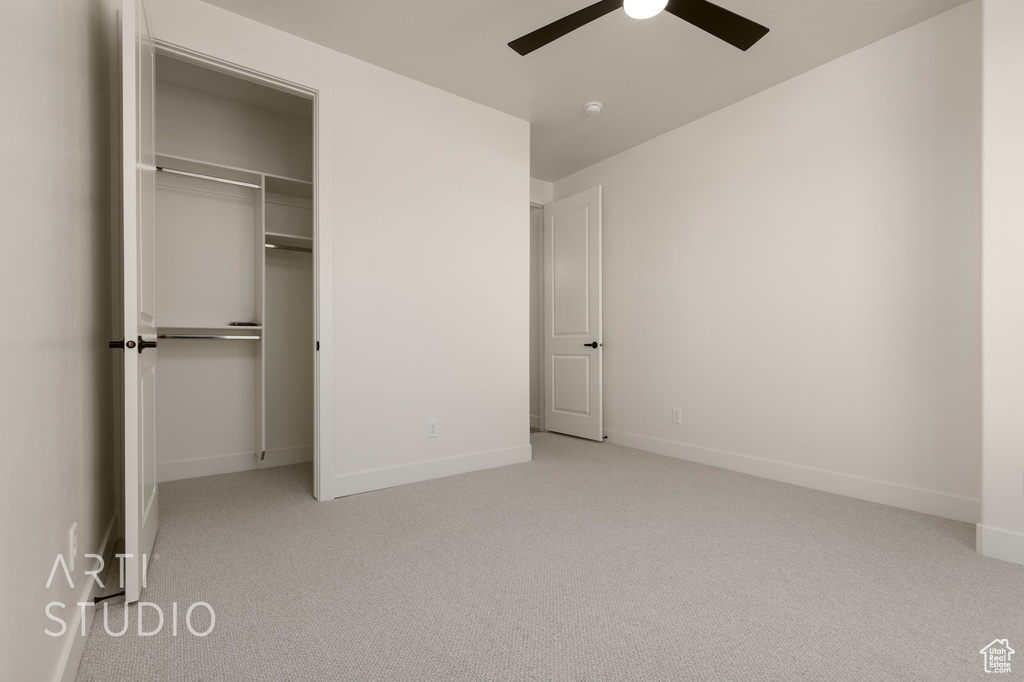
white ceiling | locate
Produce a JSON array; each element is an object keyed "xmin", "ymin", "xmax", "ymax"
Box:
[{"xmin": 200, "ymin": 0, "xmax": 969, "ymax": 181}]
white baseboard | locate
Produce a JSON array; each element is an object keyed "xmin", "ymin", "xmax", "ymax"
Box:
[
  {"xmin": 605, "ymin": 430, "xmax": 980, "ymax": 524},
  {"xmin": 330, "ymin": 444, "xmax": 532, "ymax": 498},
  {"xmin": 158, "ymin": 445, "xmax": 314, "ymax": 482},
  {"xmin": 977, "ymin": 524, "xmax": 1024, "ymax": 566},
  {"xmin": 55, "ymin": 514, "xmax": 118, "ymax": 682},
  {"xmin": 530, "ymin": 415, "xmax": 542, "ymax": 430}
]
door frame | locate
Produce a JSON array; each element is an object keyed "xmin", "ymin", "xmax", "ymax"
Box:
[
  {"xmin": 530, "ymin": 202, "xmax": 545, "ymax": 432},
  {"xmin": 149, "ymin": 38, "xmax": 334, "ymax": 501}
]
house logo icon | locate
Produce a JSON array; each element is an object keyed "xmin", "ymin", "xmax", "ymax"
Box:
[{"xmin": 980, "ymin": 639, "xmax": 1014, "ymax": 674}]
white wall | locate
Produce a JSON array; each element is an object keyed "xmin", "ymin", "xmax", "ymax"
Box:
[
  {"xmin": 0, "ymin": 0, "xmax": 117, "ymax": 680},
  {"xmin": 979, "ymin": 0, "xmax": 1024, "ymax": 563},
  {"xmin": 555, "ymin": 3, "xmax": 982, "ymax": 522},
  {"xmin": 146, "ymin": 0, "xmax": 532, "ymax": 497},
  {"xmin": 155, "ymin": 80, "xmax": 313, "ymax": 181}
]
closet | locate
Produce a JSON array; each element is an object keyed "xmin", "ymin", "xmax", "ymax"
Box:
[{"xmin": 152, "ymin": 55, "xmax": 315, "ymax": 483}]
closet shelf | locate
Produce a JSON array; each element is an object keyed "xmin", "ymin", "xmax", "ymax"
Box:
[
  {"xmin": 155, "ymin": 154, "xmax": 313, "ymax": 199},
  {"xmin": 155, "ymin": 154, "xmax": 263, "ymax": 189},
  {"xmin": 159, "ymin": 334, "xmax": 261, "ymax": 341},
  {"xmin": 265, "ymin": 232, "xmax": 313, "ymax": 250},
  {"xmin": 265, "ymin": 175, "xmax": 313, "ymax": 200},
  {"xmin": 158, "ymin": 325, "xmax": 263, "ymax": 337}
]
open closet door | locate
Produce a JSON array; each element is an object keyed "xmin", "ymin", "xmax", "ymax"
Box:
[
  {"xmin": 543, "ymin": 186, "xmax": 603, "ymax": 441},
  {"xmin": 119, "ymin": 0, "xmax": 158, "ymax": 604}
]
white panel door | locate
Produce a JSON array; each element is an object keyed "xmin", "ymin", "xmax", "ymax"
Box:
[
  {"xmin": 120, "ymin": 0, "xmax": 158, "ymax": 604},
  {"xmin": 543, "ymin": 186, "xmax": 602, "ymax": 440}
]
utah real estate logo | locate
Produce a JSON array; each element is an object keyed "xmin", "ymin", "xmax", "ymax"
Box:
[{"xmin": 980, "ymin": 639, "xmax": 1014, "ymax": 674}]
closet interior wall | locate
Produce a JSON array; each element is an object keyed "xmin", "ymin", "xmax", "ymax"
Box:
[{"xmin": 153, "ymin": 55, "xmax": 314, "ymax": 482}]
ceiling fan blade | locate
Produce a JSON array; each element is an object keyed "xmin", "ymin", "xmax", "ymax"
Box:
[
  {"xmin": 509, "ymin": 0, "xmax": 623, "ymax": 56},
  {"xmin": 665, "ymin": 0, "xmax": 769, "ymax": 51}
]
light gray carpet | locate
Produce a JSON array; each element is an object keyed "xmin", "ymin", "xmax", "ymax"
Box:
[{"xmin": 78, "ymin": 433, "xmax": 1023, "ymax": 681}]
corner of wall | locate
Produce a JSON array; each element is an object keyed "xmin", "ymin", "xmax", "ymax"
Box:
[
  {"xmin": 980, "ymin": 0, "xmax": 1024, "ymax": 567},
  {"xmin": 530, "ymin": 177, "xmax": 553, "ymax": 206},
  {"xmin": 977, "ymin": 524, "xmax": 1024, "ymax": 566},
  {"xmin": 329, "ymin": 444, "xmax": 532, "ymax": 498}
]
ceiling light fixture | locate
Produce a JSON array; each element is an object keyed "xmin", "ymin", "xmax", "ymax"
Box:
[{"xmin": 624, "ymin": 0, "xmax": 669, "ymax": 20}]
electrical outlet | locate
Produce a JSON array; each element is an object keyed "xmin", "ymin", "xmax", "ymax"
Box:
[
  {"xmin": 672, "ymin": 408, "xmax": 682, "ymax": 424},
  {"xmin": 69, "ymin": 522, "xmax": 79, "ymax": 573},
  {"xmin": 428, "ymin": 419, "xmax": 439, "ymax": 438}
]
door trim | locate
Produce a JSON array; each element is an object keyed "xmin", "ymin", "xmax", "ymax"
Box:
[{"xmin": 530, "ymin": 203, "xmax": 545, "ymax": 431}]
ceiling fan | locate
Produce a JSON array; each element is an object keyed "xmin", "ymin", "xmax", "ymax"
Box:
[{"xmin": 508, "ymin": 0, "xmax": 769, "ymax": 56}]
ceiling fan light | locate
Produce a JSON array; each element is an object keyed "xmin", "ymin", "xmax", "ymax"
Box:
[{"xmin": 624, "ymin": 0, "xmax": 669, "ymax": 20}]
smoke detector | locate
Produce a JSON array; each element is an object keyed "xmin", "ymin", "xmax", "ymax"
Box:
[{"xmin": 584, "ymin": 101, "xmax": 603, "ymax": 117}]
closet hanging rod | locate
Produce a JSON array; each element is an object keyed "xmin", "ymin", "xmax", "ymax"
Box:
[
  {"xmin": 156, "ymin": 166, "xmax": 261, "ymax": 189},
  {"xmin": 265, "ymin": 243, "xmax": 313, "ymax": 253},
  {"xmin": 157, "ymin": 334, "xmax": 261, "ymax": 340}
]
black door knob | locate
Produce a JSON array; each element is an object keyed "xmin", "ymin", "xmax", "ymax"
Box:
[{"xmin": 583, "ymin": 342, "xmax": 599, "ymax": 348}]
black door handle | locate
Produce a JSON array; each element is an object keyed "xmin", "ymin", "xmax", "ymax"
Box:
[
  {"xmin": 138, "ymin": 336, "xmax": 158, "ymax": 353},
  {"xmin": 583, "ymin": 342, "xmax": 600, "ymax": 348}
]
